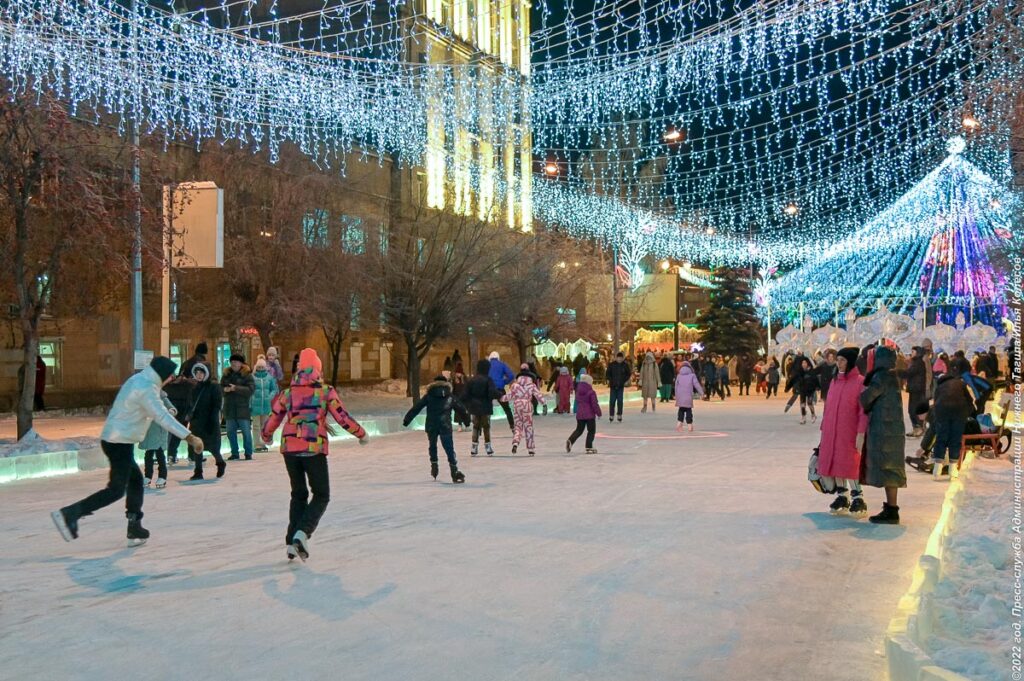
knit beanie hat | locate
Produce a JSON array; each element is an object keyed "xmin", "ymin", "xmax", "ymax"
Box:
[
  {"xmin": 520, "ymin": 363, "xmax": 529, "ymax": 370},
  {"xmin": 254, "ymin": 357, "xmax": 268, "ymax": 371},
  {"xmin": 195, "ymin": 342, "xmax": 209, "ymax": 356},
  {"xmin": 150, "ymin": 356, "xmax": 178, "ymax": 381},
  {"xmin": 297, "ymin": 348, "xmax": 322, "ymax": 375},
  {"xmin": 476, "ymin": 359, "xmax": 491, "ymax": 375},
  {"xmin": 580, "ymin": 374, "xmax": 594, "ymax": 385},
  {"xmin": 837, "ymin": 347, "xmax": 860, "ymax": 369},
  {"xmin": 229, "ymin": 353, "xmax": 246, "ymax": 364},
  {"xmin": 488, "ymin": 351, "xmax": 500, "ymax": 361}
]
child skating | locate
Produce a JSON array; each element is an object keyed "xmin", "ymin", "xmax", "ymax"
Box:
[
  {"xmin": 673, "ymin": 361, "xmax": 704, "ymax": 432},
  {"xmin": 566, "ymin": 374, "xmax": 601, "ymax": 454},
  {"xmin": 503, "ymin": 365, "xmax": 547, "ymax": 456},
  {"xmin": 463, "ymin": 359, "xmax": 502, "ymax": 456},
  {"xmin": 402, "ymin": 371, "xmax": 471, "ymax": 482},
  {"xmin": 140, "ymin": 388, "xmax": 177, "ymax": 488},
  {"xmin": 262, "ymin": 349, "xmax": 369, "ymax": 561}
]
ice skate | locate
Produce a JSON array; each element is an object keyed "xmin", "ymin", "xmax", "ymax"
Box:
[
  {"xmin": 800, "ymin": 417, "xmax": 806, "ymax": 425},
  {"xmin": 511, "ymin": 443, "xmax": 518, "ymax": 455},
  {"xmin": 784, "ymin": 402, "xmax": 792, "ymax": 413},
  {"xmin": 585, "ymin": 447, "xmax": 597, "ymax": 455},
  {"xmin": 51, "ymin": 508, "xmax": 79, "ymax": 542},
  {"xmin": 431, "ymin": 461, "xmax": 439, "ymax": 480},
  {"xmin": 450, "ymin": 466, "xmax": 465, "ymax": 484},
  {"xmin": 641, "ymin": 405, "xmax": 647, "ymax": 414},
  {"xmin": 849, "ymin": 497, "xmax": 868, "ymax": 518},
  {"xmin": 617, "ymin": 416, "xmax": 622, "ymax": 422},
  {"xmin": 471, "ymin": 442, "xmax": 479, "ymax": 457},
  {"xmin": 154, "ymin": 478, "xmax": 166, "ymax": 489},
  {"xmin": 565, "ymin": 438, "xmax": 573, "ymax": 453},
  {"xmin": 286, "ymin": 545, "xmax": 299, "ymax": 561},
  {"xmin": 126, "ymin": 513, "xmax": 149, "ymax": 547},
  {"xmin": 829, "ymin": 495, "xmax": 850, "ymax": 515},
  {"xmin": 868, "ymin": 503, "xmax": 900, "ymax": 525},
  {"xmin": 485, "ymin": 443, "xmax": 494, "ymax": 457},
  {"xmin": 189, "ymin": 471, "xmax": 204, "ymax": 481},
  {"xmin": 292, "ymin": 530, "xmax": 310, "ymax": 561},
  {"xmin": 216, "ymin": 460, "xmax": 227, "ymax": 478},
  {"xmin": 144, "ymin": 477, "xmax": 152, "ymax": 488},
  {"xmin": 528, "ymin": 450, "xmax": 535, "ymax": 457}
]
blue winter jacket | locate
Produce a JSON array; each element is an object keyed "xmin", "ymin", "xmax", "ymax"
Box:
[{"xmin": 488, "ymin": 358, "xmax": 515, "ymax": 392}]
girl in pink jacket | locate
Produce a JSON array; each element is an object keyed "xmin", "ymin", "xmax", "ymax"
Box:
[
  {"xmin": 817, "ymin": 347, "xmax": 868, "ymax": 517},
  {"xmin": 503, "ymin": 366, "xmax": 547, "ymax": 456}
]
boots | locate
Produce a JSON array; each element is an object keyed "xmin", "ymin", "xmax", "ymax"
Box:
[
  {"xmin": 829, "ymin": 495, "xmax": 850, "ymax": 515},
  {"xmin": 450, "ymin": 465, "xmax": 465, "ymax": 484},
  {"xmin": 127, "ymin": 513, "xmax": 150, "ymax": 545},
  {"xmin": 471, "ymin": 442, "xmax": 479, "ymax": 457},
  {"xmin": 484, "ymin": 443, "xmax": 494, "ymax": 457},
  {"xmin": 431, "ymin": 461, "xmax": 439, "ymax": 480},
  {"xmin": 51, "ymin": 506, "xmax": 80, "ymax": 541},
  {"xmin": 868, "ymin": 502, "xmax": 900, "ymax": 525}
]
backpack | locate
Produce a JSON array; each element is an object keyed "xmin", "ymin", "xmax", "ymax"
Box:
[{"xmin": 808, "ymin": 447, "xmax": 837, "ymax": 494}]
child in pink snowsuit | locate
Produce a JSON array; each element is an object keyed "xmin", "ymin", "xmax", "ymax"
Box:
[{"xmin": 504, "ymin": 366, "xmax": 546, "ymax": 456}]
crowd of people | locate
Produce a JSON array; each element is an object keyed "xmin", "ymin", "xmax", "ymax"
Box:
[{"xmin": 50, "ymin": 337, "xmax": 1013, "ymax": 557}]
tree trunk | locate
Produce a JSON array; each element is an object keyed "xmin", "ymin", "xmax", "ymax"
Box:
[
  {"xmin": 405, "ymin": 335, "xmax": 422, "ymax": 403},
  {"xmin": 322, "ymin": 325, "xmax": 345, "ymax": 387},
  {"xmin": 515, "ymin": 332, "xmax": 529, "ymax": 368},
  {"xmin": 255, "ymin": 322, "xmax": 274, "ymax": 356},
  {"xmin": 16, "ymin": 322, "xmax": 39, "ymax": 441}
]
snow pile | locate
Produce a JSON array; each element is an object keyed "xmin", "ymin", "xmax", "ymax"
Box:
[
  {"xmin": 0, "ymin": 429, "xmax": 100, "ymax": 459},
  {"xmin": 921, "ymin": 462, "xmax": 1012, "ymax": 680},
  {"xmin": 347, "ymin": 379, "xmax": 407, "ymax": 395}
]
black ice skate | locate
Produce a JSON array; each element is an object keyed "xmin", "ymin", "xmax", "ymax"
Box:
[
  {"xmin": 450, "ymin": 466, "xmax": 465, "ymax": 484},
  {"xmin": 849, "ymin": 497, "xmax": 868, "ymax": 518},
  {"xmin": 829, "ymin": 495, "xmax": 850, "ymax": 515},
  {"xmin": 126, "ymin": 513, "xmax": 150, "ymax": 547},
  {"xmin": 585, "ymin": 447, "xmax": 597, "ymax": 455},
  {"xmin": 216, "ymin": 460, "xmax": 227, "ymax": 478},
  {"xmin": 511, "ymin": 443, "xmax": 518, "ymax": 455},
  {"xmin": 51, "ymin": 507, "xmax": 79, "ymax": 542},
  {"xmin": 528, "ymin": 450, "xmax": 535, "ymax": 457},
  {"xmin": 431, "ymin": 461, "xmax": 439, "ymax": 480}
]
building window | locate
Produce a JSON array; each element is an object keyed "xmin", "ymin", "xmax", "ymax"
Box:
[
  {"xmin": 169, "ymin": 342, "xmax": 187, "ymax": 370},
  {"xmin": 350, "ymin": 295, "xmax": 361, "ymax": 331},
  {"xmin": 170, "ymin": 279, "xmax": 179, "ymax": 322},
  {"xmin": 215, "ymin": 342, "xmax": 231, "ymax": 379},
  {"xmin": 378, "ymin": 222, "xmax": 389, "ymax": 255},
  {"xmin": 340, "ymin": 215, "xmax": 366, "ymax": 255},
  {"xmin": 302, "ymin": 208, "xmax": 329, "ymax": 247},
  {"xmin": 38, "ymin": 339, "xmax": 62, "ymax": 389},
  {"xmin": 37, "ymin": 273, "xmax": 51, "ymax": 310}
]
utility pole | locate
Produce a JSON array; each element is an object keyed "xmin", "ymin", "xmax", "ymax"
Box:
[
  {"xmin": 129, "ymin": 0, "xmax": 143, "ymax": 357},
  {"xmin": 612, "ymin": 245, "xmax": 622, "ymax": 355}
]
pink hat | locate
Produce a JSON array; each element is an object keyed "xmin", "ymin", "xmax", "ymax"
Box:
[{"xmin": 297, "ymin": 348, "xmax": 322, "ymax": 375}]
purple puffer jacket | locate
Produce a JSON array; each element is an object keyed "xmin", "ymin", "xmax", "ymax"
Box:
[{"xmin": 574, "ymin": 381, "xmax": 602, "ymax": 420}]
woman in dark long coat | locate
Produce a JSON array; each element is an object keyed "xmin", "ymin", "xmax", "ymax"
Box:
[
  {"xmin": 859, "ymin": 346, "xmax": 906, "ymax": 524},
  {"xmin": 188, "ymin": 363, "xmax": 226, "ymax": 480}
]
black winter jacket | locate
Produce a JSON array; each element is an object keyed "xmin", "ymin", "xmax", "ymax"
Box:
[
  {"xmin": 404, "ymin": 378, "xmax": 470, "ymax": 433},
  {"xmin": 932, "ymin": 374, "xmax": 973, "ymax": 421},
  {"xmin": 658, "ymin": 358, "xmax": 675, "ymax": 384},
  {"xmin": 188, "ymin": 380, "xmax": 222, "ymax": 453},
  {"xmin": 606, "ymin": 360, "xmax": 632, "ymax": 389},
  {"xmin": 462, "ymin": 374, "xmax": 502, "ymax": 417},
  {"xmin": 221, "ymin": 367, "xmax": 255, "ymax": 420},
  {"xmin": 902, "ymin": 356, "xmax": 928, "ymax": 394}
]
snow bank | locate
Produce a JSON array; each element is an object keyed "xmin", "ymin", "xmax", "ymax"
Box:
[
  {"xmin": 0, "ymin": 429, "xmax": 100, "ymax": 459},
  {"xmin": 885, "ymin": 452, "xmax": 1013, "ymax": 681}
]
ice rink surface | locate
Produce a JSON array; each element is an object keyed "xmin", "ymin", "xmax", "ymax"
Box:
[{"xmin": 0, "ymin": 394, "xmax": 947, "ymax": 681}]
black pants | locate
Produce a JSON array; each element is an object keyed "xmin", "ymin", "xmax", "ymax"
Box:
[
  {"xmin": 194, "ymin": 447, "xmax": 225, "ymax": 475},
  {"xmin": 800, "ymin": 395, "xmax": 816, "ymax": 417},
  {"xmin": 166, "ymin": 407, "xmax": 189, "ymax": 462},
  {"xmin": 428, "ymin": 430, "xmax": 457, "ymax": 466},
  {"xmin": 739, "ymin": 380, "xmax": 751, "ymax": 395},
  {"xmin": 144, "ymin": 449, "xmax": 167, "ymax": 480},
  {"xmin": 721, "ymin": 381, "xmax": 731, "ymax": 397},
  {"xmin": 499, "ymin": 400, "xmax": 514, "ymax": 428},
  {"xmin": 67, "ymin": 441, "xmax": 144, "ymax": 520},
  {"xmin": 677, "ymin": 407, "xmax": 693, "ymax": 424},
  {"xmin": 472, "ymin": 414, "xmax": 491, "ymax": 443},
  {"xmin": 908, "ymin": 390, "xmax": 925, "ymax": 428},
  {"xmin": 569, "ymin": 419, "xmax": 596, "ymax": 448},
  {"xmin": 766, "ymin": 383, "xmax": 779, "ymax": 397},
  {"xmin": 33, "ymin": 394, "xmax": 45, "ymax": 411},
  {"xmin": 284, "ymin": 455, "xmax": 330, "ymax": 544},
  {"xmin": 609, "ymin": 387, "xmax": 624, "ymax": 417}
]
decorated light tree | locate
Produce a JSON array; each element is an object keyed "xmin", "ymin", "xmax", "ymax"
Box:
[{"xmin": 696, "ymin": 268, "xmax": 763, "ymax": 357}]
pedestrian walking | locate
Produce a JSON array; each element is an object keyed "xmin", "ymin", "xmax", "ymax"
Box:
[
  {"xmin": 860, "ymin": 346, "xmax": 907, "ymax": 524},
  {"xmin": 488, "ymin": 351, "xmax": 516, "ymax": 430},
  {"xmin": 464, "ymin": 358, "xmax": 502, "ymax": 456},
  {"xmin": 51, "ymin": 357, "xmax": 205, "ymax": 545},
  {"xmin": 736, "ymin": 354, "xmax": 753, "ymax": 396},
  {"xmin": 553, "ymin": 366, "xmax": 574, "ymax": 415},
  {"xmin": 251, "ymin": 357, "xmax": 279, "ymax": 452},
  {"xmin": 606, "ymin": 352, "xmax": 631, "ymax": 422},
  {"xmin": 504, "ymin": 365, "xmax": 547, "ymax": 455},
  {"xmin": 717, "ymin": 358, "xmax": 731, "ymax": 398},
  {"xmin": 188, "ymin": 363, "xmax": 227, "ymax": 480},
  {"xmin": 702, "ymin": 359, "xmax": 719, "ymax": 401},
  {"xmin": 566, "ymin": 374, "xmax": 601, "ymax": 454},
  {"xmin": 766, "ymin": 359, "xmax": 780, "ymax": 397},
  {"xmin": 261, "ymin": 348, "xmax": 368, "ymax": 561},
  {"xmin": 816, "ymin": 347, "xmax": 868, "ymax": 517},
  {"xmin": 222, "ymin": 353, "xmax": 255, "ymax": 460},
  {"xmin": 640, "ymin": 351, "xmax": 659, "ymax": 413},
  {"xmin": 817, "ymin": 350, "xmax": 838, "ymax": 402},
  {"xmin": 658, "ymin": 353, "xmax": 675, "ymax": 403},
  {"xmin": 403, "ymin": 371, "xmax": 470, "ymax": 483},
  {"xmin": 674, "ymin": 361, "xmax": 704, "ymax": 432}
]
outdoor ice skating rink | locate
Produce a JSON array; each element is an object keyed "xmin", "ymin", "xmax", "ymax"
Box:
[{"xmin": 0, "ymin": 394, "xmax": 947, "ymax": 680}]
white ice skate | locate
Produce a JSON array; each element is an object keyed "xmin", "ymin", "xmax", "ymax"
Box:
[
  {"xmin": 154, "ymin": 478, "xmax": 166, "ymax": 489},
  {"xmin": 292, "ymin": 530, "xmax": 310, "ymax": 561}
]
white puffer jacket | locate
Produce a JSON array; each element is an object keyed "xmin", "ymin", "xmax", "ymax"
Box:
[{"xmin": 100, "ymin": 367, "xmax": 192, "ymax": 444}]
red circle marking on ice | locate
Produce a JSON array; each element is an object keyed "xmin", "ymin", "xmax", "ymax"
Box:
[{"xmin": 594, "ymin": 432, "xmax": 729, "ymax": 440}]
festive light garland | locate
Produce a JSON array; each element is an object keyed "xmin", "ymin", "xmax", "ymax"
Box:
[{"xmin": 0, "ymin": 0, "xmax": 1018, "ymax": 276}]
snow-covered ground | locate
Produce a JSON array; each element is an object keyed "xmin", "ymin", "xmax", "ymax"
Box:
[
  {"xmin": 922, "ymin": 461, "xmax": 1013, "ymax": 680},
  {"xmin": 0, "ymin": 395, "xmax": 951, "ymax": 680}
]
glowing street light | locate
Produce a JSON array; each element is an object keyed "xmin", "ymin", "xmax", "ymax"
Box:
[
  {"xmin": 961, "ymin": 114, "xmax": 980, "ymax": 130},
  {"xmin": 784, "ymin": 202, "xmax": 799, "ymax": 216},
  {"xmin": 662, "ymin": 127, "xmax": 686, "ymax": 144},
  {"xmin": 705, "ymin": 227, "xmax": 715, "ymax": 236},
  {"xmin": 660, "ymin": 259, "xmax": 671, "ymax": 271},
  {"xmin": 543, "ymin": 161, "xmax": 559, "ymax": 176}
]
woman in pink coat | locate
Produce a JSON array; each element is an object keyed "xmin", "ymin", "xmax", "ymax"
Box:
[
  {"xmin": 817, "ymin": 347, "xmax": 868, "ymax": 517},
  {"xmin": 553, "ymin": 366, "xmax": 574, "ymax": 414}
]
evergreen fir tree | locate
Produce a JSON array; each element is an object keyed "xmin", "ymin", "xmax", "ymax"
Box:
[{"xmin": 696, "ymin": 268, "xmax": 762, "ymax": 356}]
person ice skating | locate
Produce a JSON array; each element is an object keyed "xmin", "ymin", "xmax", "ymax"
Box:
[
  {"xmin": 658, "ymin": 353, "xmax": 675, "ymax": 403},
  {"xmin": 222, "ymin": 353, "xmax": 255, "ymax": 460},
  {"xmin": 188, "ymin": 363, "xmax": 227, "ymax": 480},
  {"xmin": 816, "ymin": 347, "xmax": 868, "ymax": 517},
  {"xmin": 816, "ymin": 350, "xmax": 837, "ymax": 402},
  {"xmin": 251, "ymin": 357, "xmax": 279, "ymax": 452},
  {"xmin": 488, "ymin": 351, "xmax": 516, "ymax": 430},
  {"xmin": 51, "ymin": 357, "xmax": 205, "ymax": 545},
  {"xmin": 783, "ymin": 355, "xmax": 808, "ymax": 412},
  {"xmin": 640, "ymin": 351, "xmax": 659, "ymax": 413},
  {"xmin": 503, "ymin": 365, "xmax": 547, "ymax": 455},
  {"xmin": 674, "ymin": 361, "xmax": 704, "ymax": 432},
  {"xmin": 553, "ymin": 365, "xmax": 574, "ymax": 415},
  {"xmin": 606, "ymin": 352, "xmax": 631, "ymax": 422},
  {"xmin": 140, "ymin": 388, "xmax": 177, "ymax": 489},
  {"xmin": 928, "ymin": 361, "xmax": 973, "ymax": 480},
  {"xmin": 265, "ymin": 346, "xmax": 285, "ymax": 383},
  {"xmin": 464, "ymin": 359, "xmax": 502, "ymax": 455},
  {"xmin": 403, "ymin": 371, "xmax": 470, "ymax": 481},
  {"xmin": 566, "ymin": 374, "xmax": 601, "ymax": 454},
  {"xmin": 859, "ymin": 346, "xmax": 907, "ymax": 524},
  {"xmin": 901, "ymin": 346, "xmax": 928, "ymax": 438},
  {"xmin": 795, "ymin": 359, "xmax": 819, "ymax": 424},
  {"xmin": 262, "ymin": 348, "xmax": 368, "ymax": 561},
  {"xmin": 766, "ymin": 359, "xmax": 780, "ymax": 398}
]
